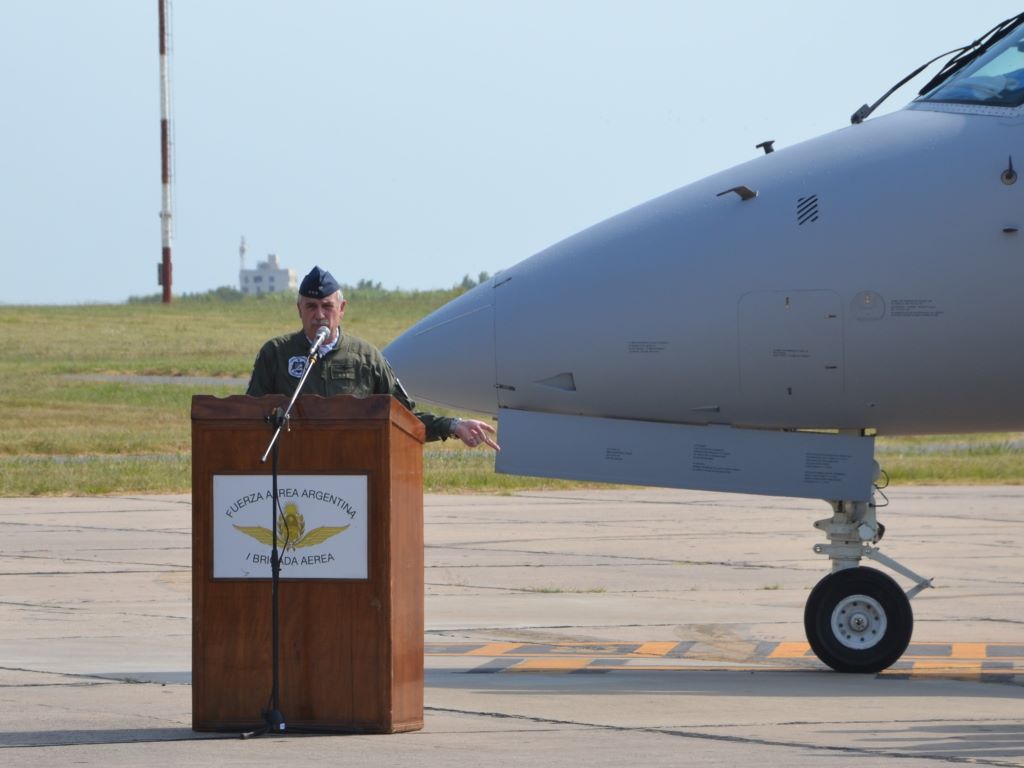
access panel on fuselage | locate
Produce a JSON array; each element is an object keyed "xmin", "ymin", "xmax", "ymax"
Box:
[{"xmin": 738, "ymin": 290, "xmax": 844, "ymax": 409}]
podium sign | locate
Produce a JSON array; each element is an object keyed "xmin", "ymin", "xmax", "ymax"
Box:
[
  {"xmin": 212, "ymin": 474, "xmax": 369, "ymax": 580},
  {"xmin": 191, "ymin": 394, "xmax": 425, "ymax": 733}
]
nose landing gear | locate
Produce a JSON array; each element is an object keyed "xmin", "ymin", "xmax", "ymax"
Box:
[{"xmin": 805, "ymin": 497, "xmax": 931, "ymax": 673}]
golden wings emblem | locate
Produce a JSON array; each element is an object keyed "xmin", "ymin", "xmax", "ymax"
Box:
[{"xmin": 233, "ymin": 502, "xmax": 350, "ymax": 551}]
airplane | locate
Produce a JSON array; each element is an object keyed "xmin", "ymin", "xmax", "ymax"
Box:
[{"xmin": 383, "ymin": 11, "xmax": 1024, "ymax": 674}]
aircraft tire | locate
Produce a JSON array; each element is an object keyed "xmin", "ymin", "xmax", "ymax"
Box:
[{"xmin": 803, "ymin": 566, "xmax": 912, "ymax": 673}]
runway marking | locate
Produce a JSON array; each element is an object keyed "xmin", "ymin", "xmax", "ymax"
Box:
[
  {"xmin": 630, "ymin": 641, "xmax": 679, "ymax": 657},
  {"xmin": 465, "ymin": 642, "xmax": 523, "ymax": 656},
  {"xmin": 767, "ymin": 642, "xmax": 811, "ymax": 659},
  {"xmin": 510, "ymin": 657, "xmax": 592, "ymax": 672},
  {"xmin": 912, "ymin": 660, "xmax": 986, "ymax": 669},
  {"xmin": 949, "ymin": 642, "xmax": 988, "ymax": 659},
  {"xmin": 425, "ymin": 641, "xmax": 1024, "ymax": 680}
]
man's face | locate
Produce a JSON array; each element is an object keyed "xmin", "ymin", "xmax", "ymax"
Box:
[{"xmin": 297, "ymin": 292, "xmax": 346, "ymax": 342}]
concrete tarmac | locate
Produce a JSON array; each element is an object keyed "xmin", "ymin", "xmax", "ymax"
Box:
[{"xmin": 2, "ymin": 487, "xmax": 1023, "ymax": 766}]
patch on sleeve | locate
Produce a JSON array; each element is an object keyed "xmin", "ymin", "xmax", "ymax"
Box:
[{"xmin": 288, "ymin": 356, "xmax": 308, "ymax": 378}]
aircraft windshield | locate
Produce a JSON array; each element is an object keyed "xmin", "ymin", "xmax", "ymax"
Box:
[{"xmin": 919, "ymin": 24, "xmax": 1024, "ymax": 107}]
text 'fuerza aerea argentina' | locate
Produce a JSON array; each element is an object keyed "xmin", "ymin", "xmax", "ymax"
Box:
[{"xmin": 222, "ymin": 486, "xmax": 358, "ymax": 519}]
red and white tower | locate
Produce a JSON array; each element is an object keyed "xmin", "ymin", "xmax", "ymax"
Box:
[{"xmin": 157, "ymin": 0, "xmax": 174, "ymax": 303}]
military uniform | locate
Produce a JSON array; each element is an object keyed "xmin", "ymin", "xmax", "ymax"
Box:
[{"xmin": 246, "ymin": 329, "xmax": 455, "ymax": 442}]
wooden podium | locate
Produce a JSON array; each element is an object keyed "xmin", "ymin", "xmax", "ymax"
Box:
[{"xmin": 190, "ymin": 394, "xmax": 425, "ymax": 733}]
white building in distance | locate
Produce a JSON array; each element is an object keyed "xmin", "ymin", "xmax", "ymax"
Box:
[{"xmin": 240, "ymin": 252, "xmax": 297, "ymax": 296}]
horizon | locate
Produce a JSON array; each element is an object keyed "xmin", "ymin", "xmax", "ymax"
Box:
[{"xmin": 0, "ymin": 277, "xmax": 480, "ymax": 307}]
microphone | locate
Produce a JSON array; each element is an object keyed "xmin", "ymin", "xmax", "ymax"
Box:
[{"xmin": 308, "ymin": 326, "xmax": 330, "ymax": 356}]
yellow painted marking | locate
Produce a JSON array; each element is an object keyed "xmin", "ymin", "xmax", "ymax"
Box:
[
  {"xmin": 511, "ymin": 657, "xmax": 591, "ymax": 671},
  {"xmin": 540, "ymin": 642, "xmax": 626, "ymax": 651},
  {"xmin": 768, "ymin": 642, "xmax": 811, "ymax": 659},
  {"xmin": 913, "ymin": 660, "xmax": 984, "ymax": 670},
  {"xmin": 949, "ymin": 643, "xmax": 988, "ymax": 660},
  {"xmin": 466, "ymin": 642, "xmax": 523, "ymax": 656},
  {"xmin": 428, "ymin": 640, "xmax": 1024, "ymax": 678},
  {"xmin": 631, "ymin": 642, "xmax": 679, "ymax": 658}
]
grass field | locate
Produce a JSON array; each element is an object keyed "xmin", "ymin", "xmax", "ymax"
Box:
[
  {"xmin": 1, "ymin": 289, "xmax": 1022, "ymax": 496},
  {"xmin": 0, "ymin": 289, "xmax": 585, "ymax": 496}
]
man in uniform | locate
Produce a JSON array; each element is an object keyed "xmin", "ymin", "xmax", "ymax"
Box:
[{"xmin": 246, "ymin": 266, "xmax": 499, "ymax": 450}]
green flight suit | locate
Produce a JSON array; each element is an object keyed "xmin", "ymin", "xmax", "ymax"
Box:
[{"xmin": 246, "ymin": 329, "xmax": 455, "ymax": 442}]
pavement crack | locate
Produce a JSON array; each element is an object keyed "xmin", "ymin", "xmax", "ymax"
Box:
[
  {"xmin": 0, "ymin": 666, "xmax": 121, "ymax": 684},
  {"xmin": 428, "ymin": 544, "xmax": 782, "ymax": 570}
]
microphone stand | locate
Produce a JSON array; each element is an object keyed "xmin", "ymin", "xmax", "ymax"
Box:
[{"xmin": 242, "ymin": 342, "xmax": 324, "ymax": 739}]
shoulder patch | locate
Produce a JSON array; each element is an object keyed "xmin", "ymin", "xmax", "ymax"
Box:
[{"xmin": 288, "ymin": 356, "xmax": 308, "ymax": 379}]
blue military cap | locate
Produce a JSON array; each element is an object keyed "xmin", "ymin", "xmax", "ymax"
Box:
[{"xmin": 298, "ymin": 266, "xmax": 342, "ymax": 299}]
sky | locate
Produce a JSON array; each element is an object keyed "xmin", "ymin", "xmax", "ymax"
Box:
[{"xmin": 2, "ymin": 1, "xmax": 1023, "ymax": 304}]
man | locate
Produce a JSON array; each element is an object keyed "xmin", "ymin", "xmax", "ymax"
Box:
[{"xmin": 246, "ymin": 266, "xmax": 499, "ymax": 450}]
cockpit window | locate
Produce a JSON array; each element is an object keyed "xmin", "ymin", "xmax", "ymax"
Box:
[{"xmin": 919, "ymin": 25, "xmax": 1024, "ymax": 107}]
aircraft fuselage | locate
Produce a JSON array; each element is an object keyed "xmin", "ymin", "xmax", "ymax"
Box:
[{"xmin": 388, "ymin": 106, "xmax": 1024, "ymax": 436}]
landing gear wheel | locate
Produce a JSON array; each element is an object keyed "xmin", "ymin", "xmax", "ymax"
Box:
[{"xmin": 804, "ymin": 566, "xmax": 912, "ymax": 673}]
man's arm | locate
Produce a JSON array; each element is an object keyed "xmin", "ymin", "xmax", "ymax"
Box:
[
  {"xmin": 381, "ymin": 358, "xmax": 498, "ymax": 448},
  {"xmin": 385, "ymin": 371, "xmax": 455, "ymax": 442}
]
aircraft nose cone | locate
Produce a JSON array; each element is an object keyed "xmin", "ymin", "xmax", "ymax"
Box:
[{"xmin": 383, "ymin": 282, "xmax": 497, "ymax": 414}]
